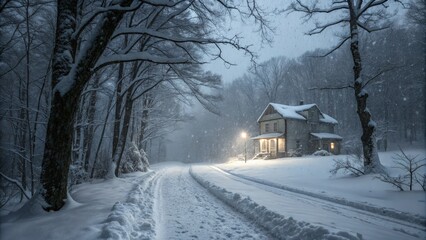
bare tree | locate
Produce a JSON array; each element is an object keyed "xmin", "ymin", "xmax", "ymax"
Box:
[
  {"xmin": 376, "ymin": 148, "xmax": 426, "ymax": 191},
  {"xmin": 39, "ymin": 0, "xmax": 270, "ymax": 211},
  {"xmin": 289, "ymin": 0, "xmax": 403, "ymax": 173},
  {"xmin": 0, "ymin": 0, "xmax": 54, "ymax": 201},
  {"xmin": 251, "ymin": 57, "xmax": 290, "ymax": 103},
  {"xmin": 406, "ymin": 0, "xmax": 425, "ymax": 26}
]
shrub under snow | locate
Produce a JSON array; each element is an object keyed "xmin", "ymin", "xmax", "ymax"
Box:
[
  {"xmin": 330, "ymin": 155, "xmax": 364, "ymax": 177},
  {"xmin": 313, "ymin": 150, "xmax": 332, "ymax": 156},
  {"xmin": 121, "ymin": 142, "xmax": 149, "ymax": 173}
]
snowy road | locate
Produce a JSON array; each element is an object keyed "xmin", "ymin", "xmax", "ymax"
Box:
[
  {"xmin": 191, "ymin": 165, "xmax": 426, "ymax": 240},
  {"xmin": 153, "ymin": 164, "xmax": 272, "ymax": 240}
]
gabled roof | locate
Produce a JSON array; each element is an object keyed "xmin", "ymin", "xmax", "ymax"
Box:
[{"xmin": 257, "ymin": 102, "xmax": 338, "ymax": 124}]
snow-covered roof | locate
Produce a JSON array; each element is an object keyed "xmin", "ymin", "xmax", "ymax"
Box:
[
  {"xmin": 310, "ymin": 133, "xmax": 343, "ymax": 140},
  {"xmin": 270, "ymin": 103, "xmax": 315, "ymax": 120},
  {"xmin": 257, "ymin": 103, "xmax": 338, "ymax": 124},
  {"xmin": 320, "ymin": 113, "xmax": 338, "ymax": 124},
  {"xmin": 251, "ymin": 133, "xmax": 283, "ymax": 140}
]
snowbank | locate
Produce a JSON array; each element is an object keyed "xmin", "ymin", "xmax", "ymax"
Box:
[
  {"xmin": 101, "ymin": 171, "xmax": 157, "ymax": 240},
  {"xmin": 216, "ymin": 166, "xmax": 426, "ymax": 227},
  {"xmin": 189, "ymin": 167, "xmax": 361, "ymax": 240},
  {"xmin": 1, "ymin": 171, "xmax": 153, "ymax": 240}
]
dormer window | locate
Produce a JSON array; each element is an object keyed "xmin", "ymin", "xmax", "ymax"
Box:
[
  {"xmin": 273, "ymin": 122, "xmax": 277, "ymax": 132},
  {"xmin": 265, "ymin": 123, "xmax": 270, "ymax": 133}
]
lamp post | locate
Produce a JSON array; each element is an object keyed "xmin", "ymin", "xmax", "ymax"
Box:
[{"xmin": 241, "ymin": 131, "xmax": 247, "ymax": 163}]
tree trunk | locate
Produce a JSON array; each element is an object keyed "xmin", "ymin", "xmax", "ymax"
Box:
[
  {"xmin": 24, "ymin": 0, "xmax": 34, "ymax": 196},
  {"xmin": 138, "ymin": 94, "xmax": 153, "ymax": 149},
  {"xmin": 90, "ymin": 97, "xmax": 113, "ymax": 178},
  {"xmin": 348, "ymin": 11, "xmax": 382, "ymax": 174},
  {"xmin": 112, "ymin": 63, "xmax": 124, "ymax": 156},
  {"xmin": 40, "ymin": 90, "xmax": 79, "ymax": 210},
  {"xmin": 112, "ymin": 85, "xmax": 134, "ymax": 177},
  {"xmin": 72, "ymin": 95, "xmax": 84, "ymax": 168},
  {"xmin": 111, "ymin": 57, "xmax": 140, "ymax": 177},
  {"xmin": 18, "ymin": 63, "xmax": 28, "ymax": 199},
  {"xmin": 83, "ymin": 75, "xmax": 99, "ymax": 172},
  {"xmin": 39, "ymin": 0, "xmax": 131, "ymax": 210},
  {"xmin": 39, "ymin": 0, "xmax": 78, "ymax": 210}
]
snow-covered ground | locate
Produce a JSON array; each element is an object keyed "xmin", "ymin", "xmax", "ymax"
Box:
[
  {"xmin": 1, "ymin": 163, "xmax": 272, "ymax": 240},
  {"xmin": 0, "ymin": 171, "xmax": 155, "ymax": 240},
  {"xmin": 152, "ymin": 163, "xmax": 272, "ymax": 239},
  {"xmin": 1, "ymin": 150, "xmax": 425, "ymax": 240},
  {"xmin": 196, "ymin": 149, "xmax": 425, "ymax": 239},
  {"xmin": 216, "ymin": 150, "xmax": 426, "ymax": 218}
]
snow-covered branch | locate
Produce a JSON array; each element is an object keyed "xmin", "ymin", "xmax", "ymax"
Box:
[
  {"xmin": 0, "ymin": 172, "xmax": 30, "ymax": 199},
  {"xmin": 95, "ymin": 52, "xmax": 193, "ymax": 71},
  {"xmin": 330, "ymin": 156, "xmax": 365, "ymax": 176},
  {"xmin": 72, "ymin": 1, "xmax": 143, "ymax": 41},
  {"xmin": 112, "ymin": 26, "xmax": 215, "ymax": 44}
]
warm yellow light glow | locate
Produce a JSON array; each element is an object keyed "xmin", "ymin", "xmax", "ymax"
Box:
[
  {"xmin": 330, "ymin": 142, "xmax": 335, "ymax": 150},
  {"xmin": 241, "ymin": 131, "xmax": 247, "ymax": 139}
]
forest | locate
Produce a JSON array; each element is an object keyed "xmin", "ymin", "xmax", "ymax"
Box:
[
  {"xmin": 175, "ymin": 25, "xmax": 425, "ymax": 163},
  {"xmin": 0, "ymin": 0, "xmax": 424, "ymax": 214}
]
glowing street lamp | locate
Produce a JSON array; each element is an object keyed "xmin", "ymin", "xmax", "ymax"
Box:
[
  {"xmin": 241, "ymin": 131, "xmax": 247, "ymax": 163},
  {"xmin": 241, "ymin": 132, "xmax": 247, "ymax": 139}
]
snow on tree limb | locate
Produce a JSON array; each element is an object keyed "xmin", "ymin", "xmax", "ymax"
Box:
[
  {"xmin": 38, "ymin": 0, "xmax": 273, "ymax": 211},
  {"xmin": 95, "ymin": 52, "xmax": 193, "ymax": 71},
  {"xmin": 0, "ymin": 172, "xmax": 30, "ymax": 199},
  {"xmin": 72, "ymin": 1, "xmax": 143, "ymax": 41},
  {"xmin": 112, "ymin": 26, "xmax": 217, "ymax": 43}
]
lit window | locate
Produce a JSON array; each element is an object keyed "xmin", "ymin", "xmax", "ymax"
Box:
[
  {"xmin": 260, "ymin": 139, "xmax": 267, "ymax": 152},
  {"xmin": 278, "ymin": 138, "xmax": 285, "ymax": 152},
  {"xmin": 330, "ymin": 142, "xmax": 335, "ymax": 150},
  {"xmin": 269, "ymin": 139, "xmax": 276, "ymax": 153}
]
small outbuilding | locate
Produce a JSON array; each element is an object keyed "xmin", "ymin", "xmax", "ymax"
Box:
[{"xmin": 251, "ymin": 102, "xmax": 342, "ymax": 158}]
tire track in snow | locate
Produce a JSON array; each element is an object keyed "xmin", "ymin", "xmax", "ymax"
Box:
[
  {"xmin": 208, "ymin": 166, "xmax": 425, "ymax": 239},
  {"xmin": 190, "ymin": 166, "xmax": 363, "ymax": 240},
  {"xmin": 154, "ymin": 164, "xmax": 272, "ymax": 240}
]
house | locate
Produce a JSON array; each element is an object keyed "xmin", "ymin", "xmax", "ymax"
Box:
[{"xmin": 251, "ymin": 102, "xmax": 342, "ymax": 158}]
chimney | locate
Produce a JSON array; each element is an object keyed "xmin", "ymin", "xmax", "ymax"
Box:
[{"xmin": 299, "ymin": 100, "xmax": 304, "ymax": 105}]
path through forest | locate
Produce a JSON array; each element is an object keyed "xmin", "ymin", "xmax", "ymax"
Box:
[{"xmin": 153, "ymin": 164, "xmax": 272, "ymax": 239}]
